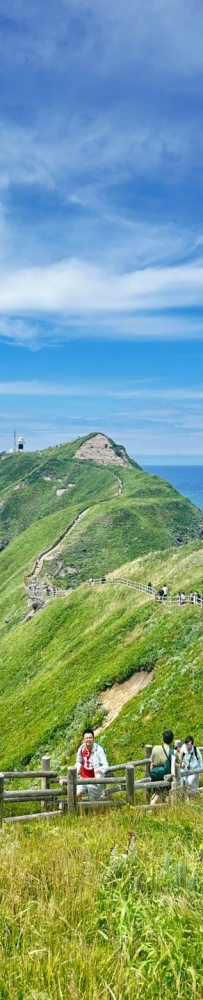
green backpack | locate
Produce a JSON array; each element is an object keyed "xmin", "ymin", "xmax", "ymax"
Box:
[{"xmin": 150, "ymin": 746, "xmax": 173, "ymax": 782}]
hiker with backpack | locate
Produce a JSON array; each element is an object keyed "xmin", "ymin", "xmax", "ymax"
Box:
[
  {"xmin": 150, "ymin": 729, "xmax": 177, "ymax": 805},
  {"xmin": 180, "ymin": 736, "xmax": 202, "ymax": 789}
]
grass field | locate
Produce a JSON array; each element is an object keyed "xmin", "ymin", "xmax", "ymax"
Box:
[
  {"xmin": 0, "ymin": 539, "xmax": 202, "ymax": 769},
  {"xmin": 0, "ymin": 803, "xmax": 203, "ymax": 999}
]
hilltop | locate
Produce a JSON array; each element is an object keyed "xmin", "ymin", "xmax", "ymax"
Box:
[{"xmin": 0, "ymin": 432, "xmax": 201, "ymax": 620}]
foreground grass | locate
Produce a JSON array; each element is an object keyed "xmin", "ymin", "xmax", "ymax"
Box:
[{"xmin": 0, "ymin": 804, "xmax": 203, "ymax": 999}]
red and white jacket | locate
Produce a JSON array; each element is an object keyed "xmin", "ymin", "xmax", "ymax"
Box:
[{"xmin": 76, "ymin": 742, "xmax": 109, "ymax": 779}]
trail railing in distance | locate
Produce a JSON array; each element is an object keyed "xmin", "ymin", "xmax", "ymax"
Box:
[
  {"xmin": 1, "ymin": 743, "xmax": 203, "ymax": 824},
  {"xmin": 90, "ymin": 578, "xmax": 203, "ymax": 608}
]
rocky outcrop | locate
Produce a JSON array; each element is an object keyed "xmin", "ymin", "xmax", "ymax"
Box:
[{"xmin": 74, "ymin": 434, "xmax": 131, "ymax": 466}]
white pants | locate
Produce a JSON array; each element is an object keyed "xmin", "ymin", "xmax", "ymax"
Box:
[
  {"xmin": 77, "ymin": 782, "xmax": 102, "ymax": 800},
  {"xmin": 180, "ymin": 771, "xmax": 199, "ymax": 789}
]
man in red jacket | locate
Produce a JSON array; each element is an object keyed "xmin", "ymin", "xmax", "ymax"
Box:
[{"xmin": 76, "ymin": 727, "xmax": 109, "ymax": 800}]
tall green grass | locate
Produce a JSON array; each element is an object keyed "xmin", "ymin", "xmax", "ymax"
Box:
[{"xmin": 0, "ymin": 804, "xmax": 203, "ymax": 999}]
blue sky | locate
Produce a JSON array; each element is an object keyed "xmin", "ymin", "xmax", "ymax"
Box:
[{"xmin": 0, "ymin": 0, "xmax": 203, "ymax": 462}]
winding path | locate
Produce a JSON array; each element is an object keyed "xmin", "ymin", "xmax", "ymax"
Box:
[
  {"xmin": 25, "ymin": 505, "xmax": 202, "ymax": 618},
  {"xmin": 25, "ymin": 508, "xmax": 90, "ymax": 615}
]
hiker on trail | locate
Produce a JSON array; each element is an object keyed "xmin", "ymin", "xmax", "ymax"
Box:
[
  {"xmin": 162, "ymin": 584, "xmax": 168, "ymax": 599},
  {"xmin": 150, "ymin": 729, "xmax": 178, "ymax": 805},
  {"xmin": 194, "ymin": 591, "xmax": 201, "ymax": 604},
  {"xmin": 76, "ymin": 728, "xmax": 109, "ymax": 801},
  {"xmin": 180, "ymin": 736, "xmax": 202, "ymax": 790},
  {"xmin": 155, "ymin": 588, "xmax": 164, "ymax": 602}
]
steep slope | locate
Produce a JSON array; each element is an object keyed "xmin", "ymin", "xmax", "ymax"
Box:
[
  {"xmin": 0, "ymin": 540, "xmax": 202, "ymax": 769},
  {"xmin": 0, "ymin": 435, "xmax": 201, "ymax": 560},
  {"xmin": 0, "ymin": 436, "xmax": 120, "ymax": 545}
]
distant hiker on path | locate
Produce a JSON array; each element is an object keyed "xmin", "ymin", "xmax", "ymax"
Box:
[
  {"xmin": 76, "ymin": 728, "xmax": 109, "ymax": 801},
  {"xmin": 180, "ymin": 736, "xmax": 202, "ymax": 789},
  {"xmin": 155, "ymin": 585, "xmax": 168, "ymax": 601},
  {"xmin": 150, "ymin": 729, "xmax": 178, "ymax": 805}
]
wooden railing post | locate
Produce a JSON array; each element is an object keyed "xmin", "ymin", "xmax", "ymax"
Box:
[
  {"xmin": 41, "ymin": 755, "xmax": 51, "ymax": 811},
  {"xmin": 68, "ymin": 766, "xmax": 77, "ymax": 814},
  {"xmin": 126, "ymin": 763, "xmax": 134, "ymax": 805},
  {"xmin": 145, "ymin": 744, "xmax": 152, "ymax": 801},
  {"xmin": 169, "ymin": 757, "xmax": 181, "ymax": 804}
]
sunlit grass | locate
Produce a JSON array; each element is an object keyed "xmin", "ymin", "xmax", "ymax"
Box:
[{"xmin": 0, "ymin": 804, "xmax": 203, "ymax": 999}]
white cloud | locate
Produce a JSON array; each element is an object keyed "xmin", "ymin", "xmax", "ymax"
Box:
[
  {"xmin": 0, "ymin": 380, "xmax": 202, "ymax": 399},
  {"xmin": 0, "ymin": 257, "xmax": 203, "ymax": 321}
]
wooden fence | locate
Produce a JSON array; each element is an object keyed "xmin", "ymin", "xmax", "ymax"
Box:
[
  {"xmin": 1, "ymin": 744, "xmax": 203, "ymax": 824},
  {"xmin": 91, "ymin": 578, "xmax": 203, "ymax": 608}
]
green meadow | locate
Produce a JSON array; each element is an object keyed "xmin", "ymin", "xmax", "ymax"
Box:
[{"xmin": 0, "ymin": 539, "xmax": 202, "ymax": 768}]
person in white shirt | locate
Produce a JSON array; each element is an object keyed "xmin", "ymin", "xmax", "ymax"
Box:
[
  {"xmin": 76, "ymin": 727, "xmax": 109, "ymax": 800},
  {"xmin": 180, "ymin": 736, "xmax": 202, "ymax": 789}
]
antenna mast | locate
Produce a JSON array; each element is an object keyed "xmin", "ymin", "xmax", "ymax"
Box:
[{"xmin": 14, "ymin": 430, "xmax": 16, "ymax": 453}]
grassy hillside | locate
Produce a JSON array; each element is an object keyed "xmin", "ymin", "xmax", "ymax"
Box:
[
  {"xmin": 1, "ymin": 804, "xmax": 203, "ymax": 999},
  {"xmin": 0, "ymin": 540, "xmax": 202, "ymax": 769},
  {"xmin": 42, "ymin": 480, "xmax": 201, "ymax": 588},
  {"xmin": 0, "ymin": 439, "xmax": 119, "ymax": 543},
  {"xmin": 0, "ymin": 436, "xmax": 201, "ymax": 616},
  {"xmin": 0, "ymin": 433, "xmax": 202, "ymax": 770}
]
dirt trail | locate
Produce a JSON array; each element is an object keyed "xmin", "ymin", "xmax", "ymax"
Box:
[
  {"xmin": 95, "ymin": 669, "xmax": 154, "ymax": 734},
  {"xmin": 35, "ymin": 508, "xmax": 89, "ymax": 575},
  {"xmin": 25, "ymin": 508, "xmax": 90, "ymax": 616},
  {"xmin": 117, "ymin": 477, "xmax": 123, "ymax": 495}
]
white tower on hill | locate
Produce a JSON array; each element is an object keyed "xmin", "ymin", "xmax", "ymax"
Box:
[{"xmin": 17, "ymin": 437, "xmax": 25, "ymax": 452}]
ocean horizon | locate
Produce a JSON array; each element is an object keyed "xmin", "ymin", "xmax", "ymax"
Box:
[{"xmin": 144, "ymin": 465, "xmax": 203, "ymax": 513}]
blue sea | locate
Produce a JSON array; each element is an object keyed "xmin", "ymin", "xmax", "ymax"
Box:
[{"xmin": 144, "ymin": 466, "xmax": 203, "ymax": 513}]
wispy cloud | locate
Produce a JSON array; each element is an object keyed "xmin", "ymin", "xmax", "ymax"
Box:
[
  {"xmin": 0, "ymin": 380, "xmax": 202, "ymax": 399},
  {"xmin": 1, "ymin": 258, "xmax": 203, "ymax": 321}
]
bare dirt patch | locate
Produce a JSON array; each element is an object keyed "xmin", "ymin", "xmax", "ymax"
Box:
[
  {"xmin": 75, "ymin": 434, "xmax": 131, "ymax": 467},
  {"xmin": 56, "ymin": 484, "xmax": 75, "ymax": 496},
  {"xmin": 95, "ymin": 669, "xmax": 154, "ymax": 734}
]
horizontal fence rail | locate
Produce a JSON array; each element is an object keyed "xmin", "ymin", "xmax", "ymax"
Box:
[
  {"xmin": 90, "ymin": 578, "xmax": 203, "ymax": 608},
  {"xmin": 1, "ymin": 743, "xmax": 203, "ymax": 824}
]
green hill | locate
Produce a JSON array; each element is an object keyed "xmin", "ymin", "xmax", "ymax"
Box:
[
  {"xmin": 0, "ymin": 433, "xmax": 201, "ymax": 624},
  {"xmin": 0, "ymin": 432, "xmax": 202, "ymax": 769},
  {"xmin": 0, "ymin": 538, "xmax": 202, "ymax": 769},
  {"xmin": 0, "ymin": 433, "xmax": 203, "ymax": 1000}
]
